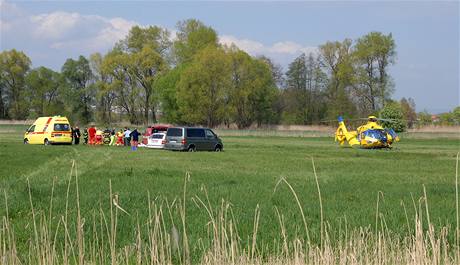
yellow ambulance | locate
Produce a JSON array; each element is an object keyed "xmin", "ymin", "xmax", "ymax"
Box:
[{"xmin": 24, "ymin": 116, "xmax": 73, "ymax": 145}]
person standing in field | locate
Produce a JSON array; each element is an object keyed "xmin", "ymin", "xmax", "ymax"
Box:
[
  {"xmin": 88, "ymin": 126, "xmax": 96, "ymax": 145},
  {"xmin": 124, "ymin": 127, "xmax": 131, "ymax": 146},
  {"xmin": 83, "ymin": 128, "xmax": 88, "ymax": 144},
  {"xmin": 95, "ymin": 128, "xmax": 103, "ymax": 145},
  {"xmin": 109, "ymin": 128, "xmax": 116, "ymax": 146},
  {"xmin": 73, "ymin": 126, "xmax": 81, "ymax": 145},
  {"xmin": 116, "ymin": 129, "xmax": 124, "ymax": 146},
  {"xmin": 130, "ymin": 128, "xmax": 140, "ymax": 151}
]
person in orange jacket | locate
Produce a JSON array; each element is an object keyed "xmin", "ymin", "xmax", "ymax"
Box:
[
  {"xmin": 88, "ymin": 126, "xmax": 96, "ymax": 145},
  {"xmin": 116, "ymin": 130, "xmax": 124, "ymax": 146}
]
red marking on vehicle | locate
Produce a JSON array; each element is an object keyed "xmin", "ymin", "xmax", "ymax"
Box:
[{"xmin": 42, "ymin": 117, "xmax": 52, "ymax": 132}]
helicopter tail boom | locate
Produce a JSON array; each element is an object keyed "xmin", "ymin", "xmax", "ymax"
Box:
[{"xmin": 335, "ymin": 116, "xmax": 360, "ymax": 147}]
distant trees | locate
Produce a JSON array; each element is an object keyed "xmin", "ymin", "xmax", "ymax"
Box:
[
  {"xmin": 60, "ymin": 56, "xmax": 95, "ymax": 124},
  {"xmin": 5, "ymin": 20, "xmax": 453, "ymax": 128},
  {"xmin": 400, "ymin": 97, "xmax": 416, "ymax": 128},
  {"xmin": 102, "ymin": 26, "xmax": 170, "ymax": 124},
  {"xmin": 352, "ymin": 32, "xmax": 396, "ymax": 114},
  {"xmin": 283, "ymin": 52, "xmax": 327, "ymax": 124},
  {"xmin": 173, "ymin": 19, "xmax": 219, "ymax": 64},
  {"xmin": 0, "ymin": 49, "xmax": 31, "ymax": 119},
  {"xmin": 319, "ymin": 39, "xmax": 357, "ymax": 120},
  {"xmin": 379, "ymin": 101, "xmax": 406, "ymax": 132},
  {"xmin": 177, "ymin": 46, "xmax": 231, "ymax": 127},
  {"xmin": 25, "ymin": 67, "xmax": 62, "ymax": 117}
]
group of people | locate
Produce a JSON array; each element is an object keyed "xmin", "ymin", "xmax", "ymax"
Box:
[{"xmin": 72, "ymin": 126, "xmax": 141, "ymax": 150}]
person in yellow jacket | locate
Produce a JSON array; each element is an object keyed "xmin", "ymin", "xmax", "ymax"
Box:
[
  {"xmin": 116, "ymin": 130, "xmax": 124, "ymax": 146},
  {"xmin": 109, "ymin": 128, "xmax": 116, "ymax": 146}
]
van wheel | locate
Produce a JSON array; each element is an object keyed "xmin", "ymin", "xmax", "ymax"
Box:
[
  {"xmin": 214, "ymin": 145, "xmax": 222, "ymax": 152},
  {"xmin": 24, "ymin": 139, "xmax": 29, "ymax": 144},
  {"xmin": 187, "ymin": 145, "xmax": 196, "ymax": 152},
  {"xmin": 44, "ymin": 139, "xmax": 50, "ymax": 145}
]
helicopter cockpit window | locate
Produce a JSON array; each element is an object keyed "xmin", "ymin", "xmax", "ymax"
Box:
[{"xmin": 362, "ymin": 129, "xmax": 387, "ymax": 142}]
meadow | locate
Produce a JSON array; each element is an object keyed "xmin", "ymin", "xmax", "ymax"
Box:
[{"xmin": 0, "ymin": 124, "xmax": 459, "ymax": 264}]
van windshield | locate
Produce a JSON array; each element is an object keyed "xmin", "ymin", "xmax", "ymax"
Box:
[
  {"xmin": 167, "ymin": 128, "xmax": 183, "ymax": 137},
  {"xmin": 54, "ymin": 124, "xmax": 70, "ymax": 131}
]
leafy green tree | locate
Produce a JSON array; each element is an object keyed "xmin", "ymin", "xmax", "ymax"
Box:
[
  {"xmin": 249, "ymin": 58, "xmax": 279, "ymax": 126},
  {"xmin": 0, "ymin": 49, "xmax": 31, "ymax": 119},
  {"xmin": 257, "ymin": 56, "xmax": 284, "ymax": 124},
  {"xmin": 131, "ymin": 46, "xmax": 168, "ymax": 123},
  {"xmin": 156, "ymin": 65, "xmax": 187, "ymax": 123},
  {"xmin": 319, "ymin": 40, "xmax": 356, "ymax": 120},
  {"xmin": 119, "ymin": 25, "xmax": 171, "ymax": 56},
  {"xmin": 452, "ymin": 106, "xmax": 460, "ymax": 125},
  {"xmin": 283, "ymin": 52, "xmax": 328, "ymax": 124},
  {"xmin": 61, "ymin": 56, "xmax": 95, "ymax": 124},
  {"xmin": 284, "ymin": 53, "xmax": 308, "ymax": 124},
  {"xmin": 379, "ymin": 101, "xmax": 406, "ymax": 132},
  {"xmin": 400, "ymin": 97, "xmax": 416, "ymax": 128},
  {"xmin": 177, "ymin": 46, "xmax": 231, "ymax": 127},
  {"xmin": 25, "ymin": 67, "xmax": 62, "ymax": 117},
  {"xmin": 108, "ymin": 26, "xmax": 170, "ymax": 124},
  {"xmin": 438, "ymin": 112, "xmax": 454, "ymax": 126},
  {"xmin": 257, "ymin": 55, "xmax": 284, "ymax": 88},
  {"xmin": 90, "ymin": 53, "xmax": 117, "ymax": 124},
  {"xmin": 417, "ymin": 111, "xmax": 432, "ymax": 126},
  {"xmin": 227, "ymin": 49, "xmax": 277, "ymax": 128},
  {"xmin": 173, "ymin": 19, "xmax": 219, "ymax": 64},
  {"xmin": 352, "ymin": 32, "xmax": 396, "ymax": 113},
  {"xmin": 102, "ymin": 49, "xmax": 141, "ymax": 124}
]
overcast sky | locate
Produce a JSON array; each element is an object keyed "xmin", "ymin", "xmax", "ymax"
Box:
[{"xmin": 1, "ymin": 0, "xmax": 458, "ymax": 113}]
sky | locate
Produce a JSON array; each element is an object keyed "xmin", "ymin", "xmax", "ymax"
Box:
[{"xmin": 1, "ymin": 0, "xmax": 458, "ymax": 113}]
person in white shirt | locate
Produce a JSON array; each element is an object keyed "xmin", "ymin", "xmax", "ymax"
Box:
[{"xmin": 124, "ymin": 127, "xmax": 132, "ymax": 146}]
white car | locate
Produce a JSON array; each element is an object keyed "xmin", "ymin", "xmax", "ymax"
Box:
[{"xmin": 144, "ymin": 133, "xmax": 166, "ymax": 149}]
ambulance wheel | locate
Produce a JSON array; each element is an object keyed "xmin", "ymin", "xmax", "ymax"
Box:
[
  {"xmin": 24, "ymin": 139, "xmax": 29, "ymax": 144},
  {"xmin": 44, "ymin": 139, "xmax": 50, "ymax": 145}
]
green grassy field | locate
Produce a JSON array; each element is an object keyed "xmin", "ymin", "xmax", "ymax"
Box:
[{"xmin": 0, "ymin": 124, "xmax": 459, "ymax": 263}]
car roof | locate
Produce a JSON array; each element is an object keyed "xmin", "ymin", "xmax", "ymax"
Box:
[{"xmin": 169, "ymin": 127, "xmax": 210, "ymax": 130}]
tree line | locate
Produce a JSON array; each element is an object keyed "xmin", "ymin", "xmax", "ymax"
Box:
[{"xmin": 1, "ymin": 19, "xmax": 457, "ymax": 128}]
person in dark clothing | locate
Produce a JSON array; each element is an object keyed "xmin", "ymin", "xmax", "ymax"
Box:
[
  {"xmin": 129, "ymin": 128, "xmax": 140, "ymax": 151},
  {"xmin": 73, "ymin": 126, "xmax": 81, "ymax": 145},
  {"xmin": 103, "ymin": 128, "xmax": 111, "ymax": 145}
]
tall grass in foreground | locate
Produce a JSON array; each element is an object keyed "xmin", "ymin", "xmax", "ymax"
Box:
[{"xmin": 1, "ymin": 155, "xmax": 460, "ymax": 265}]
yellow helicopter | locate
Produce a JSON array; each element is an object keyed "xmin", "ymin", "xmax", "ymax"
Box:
[{"xmin": 335, "ymin": 115, "xmax": 400, "ymax": 149}]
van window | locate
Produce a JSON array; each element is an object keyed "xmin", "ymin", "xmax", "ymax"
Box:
[
  {"xmin": 54, "ymin": 123, "xmax": 70, "ymax": 131},
  {"xmin": 27, "ymin": 125, "xmax": 36, "ymax": 133},
  {"xmin": 167, "ymin": 128, "xmax": 183, "ymax": 137},
  {"xmin": 187, "ymin": 128, "xmax": 205, "ymax": 138},
  {"xmin": 205, "ymin": 129, "xmax": 216, "ymax": 138}
]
